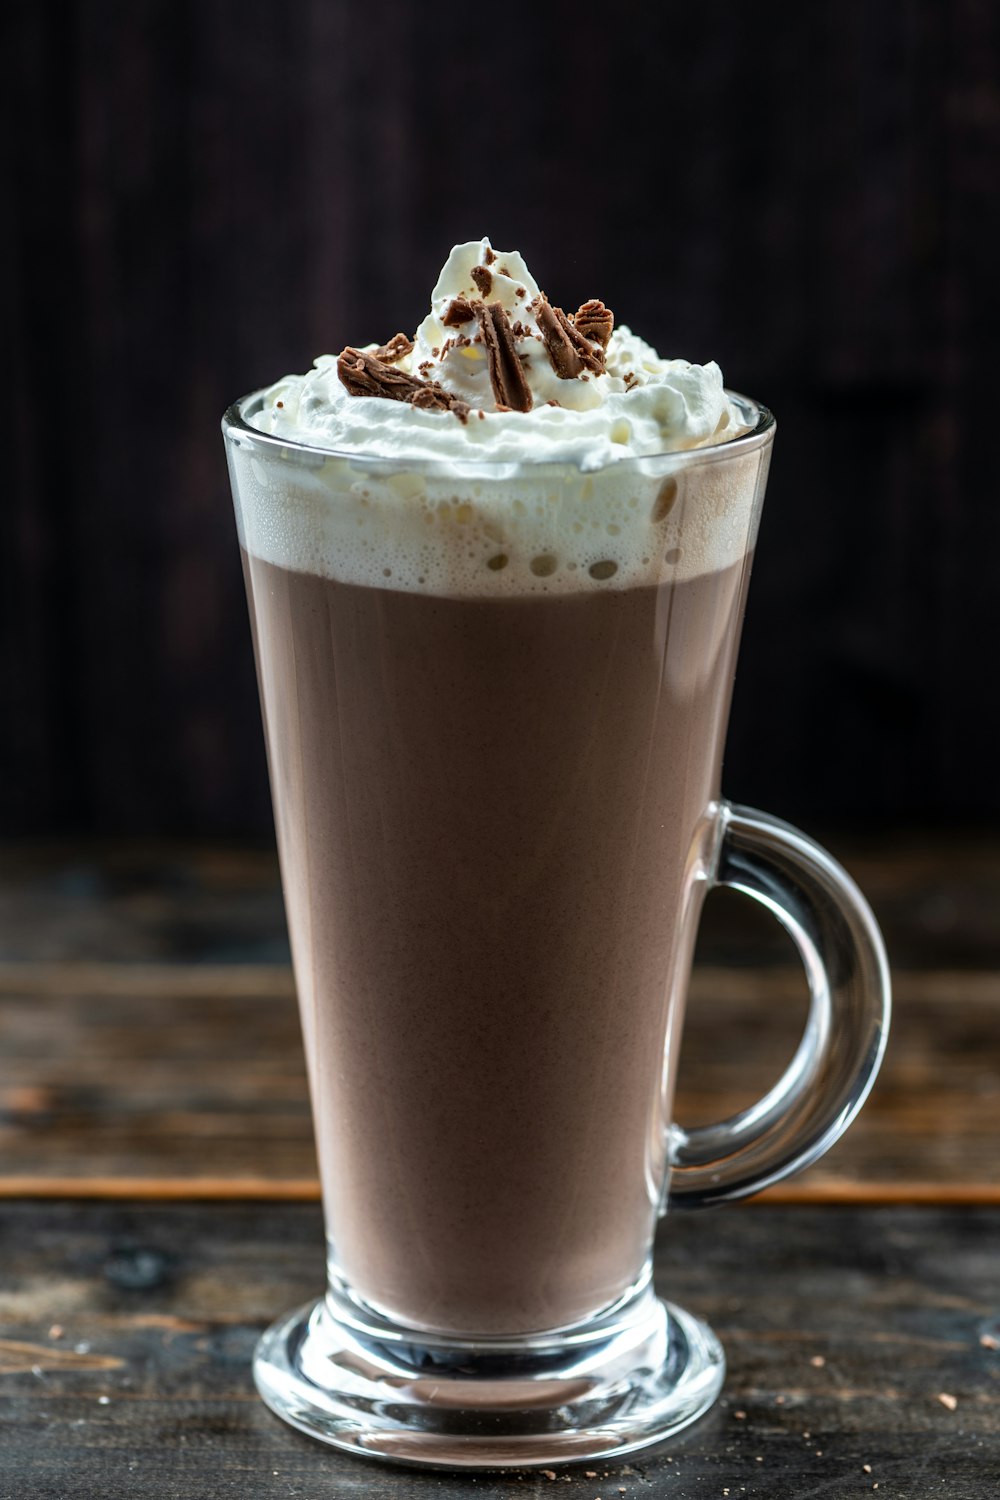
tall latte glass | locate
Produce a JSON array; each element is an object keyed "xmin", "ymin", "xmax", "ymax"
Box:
[{"xmin": 223, "ymin": 387, "xmax": 889, "ymax": 1467}]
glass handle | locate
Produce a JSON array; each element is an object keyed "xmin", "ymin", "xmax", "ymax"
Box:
[{"xmin": 666, "ymin": 803, "xmax": 891, "ymax": 1210}]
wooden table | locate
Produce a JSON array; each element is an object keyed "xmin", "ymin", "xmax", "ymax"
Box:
[{"xmin": 1, "ymin": 839, "xmax": 998, "ymax": 1497}]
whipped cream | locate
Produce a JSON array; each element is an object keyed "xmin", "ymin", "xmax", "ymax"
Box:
[
  {"xmin": 229, "ymin": 239, "xmax": 769, "ymax": 598},
  {"xmin": 250, "ymin": 238, "xmax": 749, "ymax": 469}
]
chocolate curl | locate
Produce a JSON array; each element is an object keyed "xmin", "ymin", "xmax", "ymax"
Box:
[
  {"xmin": 573, "ymin": 299, "xmax": 614, "ymax": 350},
  {"xmin": 474, "ymin": 302, "xmax": 534, "ymax": 412},
  {"xmin": 536, "ymin": 299, "xmax": 606, "ymax": 379},
  {"xmin": 337, "ymin": 347, "xmax": 470, "ymax": 422}
]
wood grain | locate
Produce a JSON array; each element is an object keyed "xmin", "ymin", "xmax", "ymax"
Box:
[
  {"xmin": 0, "ymin": 964, "xmax": 996, "ymax": 1199},
  {"xmin": 0, "ymin": 836, "xmax": 997, "ymax": 1494},
  {"xmin": 0, "ymin": 1201, "xmax": 997, "ymax": 1498},
  {"xmin": 0, "ymin": 842, "xmax": 997, "ymax": 1201},
  {"xmin": 3, "ymin": 834, "xmax": 998, "ymax": 969}
]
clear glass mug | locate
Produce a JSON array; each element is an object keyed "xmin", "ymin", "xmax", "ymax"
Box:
[{"xmin": 222, "ymin": 392, "xmax": 890, "ymax": 1468}]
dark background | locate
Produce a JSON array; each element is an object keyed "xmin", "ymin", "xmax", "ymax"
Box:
[{"xmin": 5, "ymin": 1, "xmax": 998, "ymax": 837}]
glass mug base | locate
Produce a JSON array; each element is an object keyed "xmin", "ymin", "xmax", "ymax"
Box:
[{"xmin": 253, "ymin": 1283, "xmax": 725, "ymax": 1469}]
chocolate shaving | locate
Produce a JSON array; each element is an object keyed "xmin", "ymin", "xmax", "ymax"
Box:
[
  {"xmin": 410, "ymin": 385, "xmax": 465, "ymax": 416},
  {"xmin": 337, "ymin": 347, "xmax": 470, "ymax": 422},
  {"xmin": 471, "ymin": 264, "xmax": 493, "ymax": 298},
  {"xmin": 573, "ymin": 299, "xmax": 614, "ymax": 350},
  {"xmin": 373, "ymin": 331, "xmax": 414, "ymax": 364},
  {"xmin": 442, "ymin": 295, "xmax": 476, "ymax": 326},
  {"xmin": 536, "ymin": 298, "xmax": 605, "ymax": 379},
  {"xmin": 474, "ymin": 302, "xmax": 533, "ymax": 412}
]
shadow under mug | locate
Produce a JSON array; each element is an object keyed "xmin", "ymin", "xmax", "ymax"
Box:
[{"xmin": 222, "ymin": 392, "xmax": 891, "ymax": 1468}]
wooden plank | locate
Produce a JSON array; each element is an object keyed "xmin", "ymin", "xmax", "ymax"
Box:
[
  {"xmin": 0, "ymin": 1201, "xmax": 997, "ymax": 1497},
  {"xmin": 0, "ymin": 961, "xmax": 296, "ymax": 999},
  {"xmin": 0, "ymin": 843, "xmax": 997, "ymax": 1200},
  {"xmin": 1, "ymin": 837, "xmax": 999, "ymax": 971},
  {"xmin": 0, "ymin": 846, "xmax": 290, "ymax": 968},
  {"xmin": 5, "ymin": 958, "xmax": 997, "ymax": 1002},
  {"xmin": 1, "ymin": 965, "xmax": 997, "ymax": 1197},
  {"xmin": 1, "ymin": 1177, "xmax": 1000, "ymax": 1207}
]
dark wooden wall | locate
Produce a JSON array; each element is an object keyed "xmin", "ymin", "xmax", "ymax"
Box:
[{"xmin": 5, "ymin": 1, "xmax": 998, "ymax": 835}]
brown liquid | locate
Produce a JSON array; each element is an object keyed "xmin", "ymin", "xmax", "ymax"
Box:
[{"xmin": 242, "ymin": 551, "xmax": 751, "ymax": 1336}]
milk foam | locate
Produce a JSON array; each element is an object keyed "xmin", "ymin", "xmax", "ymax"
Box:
[
  {"xmin": 228, "ymin": 238, "xmax": 770, "ymax": 597},
  {"xmin": 228, "ymin": 417, "xmax": 769, "ymax": 598}
]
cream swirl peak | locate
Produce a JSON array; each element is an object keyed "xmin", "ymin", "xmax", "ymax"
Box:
[
  {"xmin": 408, "ymin": 239, "xmax": 607, "ymax": 414},
  {"xmin": 251, "ymin": 238, "xmax": 750, "ymax": 467}
]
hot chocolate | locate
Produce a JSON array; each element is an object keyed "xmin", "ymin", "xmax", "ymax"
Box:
[
  {"xmin": 242, "ymin": 549, "xmax": 752, "ymax": 1334},
  {"xmin": 229, "ymin": 238, "xmax": 768, "ymax": 1336},
  {"xmin": 225, "ymin": 238, "xmax": 894, "ymax": 1470}
]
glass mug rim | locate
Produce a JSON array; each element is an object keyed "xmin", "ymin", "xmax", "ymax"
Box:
[{"xmin": 222, "ymin": 388, "xmax": 775, "ymax": 476}]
